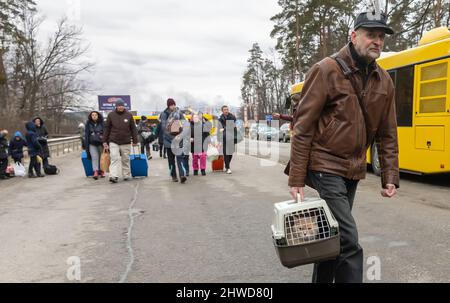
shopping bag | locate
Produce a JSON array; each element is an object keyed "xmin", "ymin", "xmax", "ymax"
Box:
[
  {"xmin": 207, "ymin": 144, "xmax": 219, "ymax": 162},
  {"xmin": 13, "ymin": 162, "xmax": 26, "ymax": 177},
  {"xmin": 100, "ymin": 151, "xmax": 110, "ymax": 173},
  {"xmin": 141, "ymin": 131, "xmax": 152, "ymax": 140}
]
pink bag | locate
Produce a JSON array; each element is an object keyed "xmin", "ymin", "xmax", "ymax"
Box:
[{"xmin": 6, "ymin": 166, "xmax": 14, "ymax": 176}]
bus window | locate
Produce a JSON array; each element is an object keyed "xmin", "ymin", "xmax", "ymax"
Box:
[
  {"xmin": 393, "ymin": 66, "xmax": 414, "ymax": 126},
  {"xmin": 418, "ymin": 60, "xmax": 448, "ymax": 114}
]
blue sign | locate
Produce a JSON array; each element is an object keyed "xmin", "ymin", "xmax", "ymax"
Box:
[
  {"xmin": 98, "ymin": 95, "xmax": 131, "ymax": 111},
  {"xmin": 266, "ymin": 115, "xmax": 273, "ymax": 121}
]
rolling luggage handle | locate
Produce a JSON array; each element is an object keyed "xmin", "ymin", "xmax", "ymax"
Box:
[{"xmin": 132, "ymin": 143, "xmax": 141, "ymax": 157}]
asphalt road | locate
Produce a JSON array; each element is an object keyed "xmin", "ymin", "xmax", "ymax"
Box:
[{"xmin": 0, "ymin": 142, "xmax": 448, "ymax": 282}]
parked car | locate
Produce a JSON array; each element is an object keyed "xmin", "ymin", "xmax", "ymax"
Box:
[
  {"xmin": 258, "ymin": 125, "xmax": 279, "ymax": 141},
  {"xmin": 279, "ymin": 123, "xmax": 291, "ymax": 143},
  {"xmin": 249, "ymin": 123, "xmax": 261, "ymax": 140}
]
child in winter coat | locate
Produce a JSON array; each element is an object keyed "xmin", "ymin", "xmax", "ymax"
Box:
[
  {"xmin": 8, "ymin": 131, "xmax": 27, "ymax": 164},
  {"xmin": 190, "ymin": 113, "xmax": 211, "ymax": 176}
]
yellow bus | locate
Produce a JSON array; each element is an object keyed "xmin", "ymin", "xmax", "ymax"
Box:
[
  {"xmin": 290, "ymin": 26, "xmax": 450, "ymax": 176},
  {"xmin": 133, "ymin": 115, "xmax": 160, "ymax": 125}
]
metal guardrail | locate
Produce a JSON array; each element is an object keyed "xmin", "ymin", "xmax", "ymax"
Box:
[
  {"xmin": 23, "ymin": 136, "xmax": 82, "ymax": 159},
  {"xmin": 48, "ymin": 136, "xmax": 82, "ymax": 157}
]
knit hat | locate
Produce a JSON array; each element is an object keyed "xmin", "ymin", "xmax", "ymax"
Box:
[
  {"xmin": 167, "ymin": 98, "xmax": 176, "ymax": 107},
  {"xmin": 115, "ymin": 98, "xmax": 125, "ymax": 107}
]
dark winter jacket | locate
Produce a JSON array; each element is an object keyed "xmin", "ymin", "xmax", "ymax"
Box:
[
  {"xmin": 103, "ymin": 109, "xmax": 138, "ymax": 145},
  {"xmin": 218, "ymin": 113, "xmax": 238, "ymax": 155},
  {"xmin": 85, "ymin": 111, "xmax": 105, "ymax": 147},
  {"xmin": 155, "ymin": 123, "xmax": 163, "ymax": 145},
  {"xmin": 25, "ymin": 122, "xmax": 43, "ymax": 157},
  {"xmin": 160, "ymin": 108, "xmax": 187, "ymax": 149},
  {"xmin": 0, "ymin": 133, "xmax": 8, "ymax": 160},
  {"xmin": 8, "ymin": 132, "xmax": 27, "ymax": 160},
  {"xmin": 190, "ymin": 119, "xmax": 211, "ymax": 153},
  {"xmin": 32, "ymin": 117, "xmax": 50, "ymax": 158}
]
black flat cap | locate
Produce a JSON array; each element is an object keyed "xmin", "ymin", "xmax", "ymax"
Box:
[{"xmin": 354, "ymin": 11, "xmax": 394, "ymax": 35}]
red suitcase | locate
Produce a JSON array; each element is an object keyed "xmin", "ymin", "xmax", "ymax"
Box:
[{"xmin": 212, "ymin": 156, "xmax": 224, "ymax": 172}]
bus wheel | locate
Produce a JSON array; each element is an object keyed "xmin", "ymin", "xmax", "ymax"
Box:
[{"xmin": 371, "ymin": 143, "xmax": 381, "ymax": 176}]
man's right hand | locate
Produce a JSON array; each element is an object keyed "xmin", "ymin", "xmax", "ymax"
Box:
[
  {"xmin": 289, "ymin": 187, "xmax": 305, "ymax": 202},
  {"xmin": 103, "ymin": 143, "xmax": 109, "ymax": 150},
  {"xmin": 272, "ymin": 113, "xmax": 281, "ymax": 119}
]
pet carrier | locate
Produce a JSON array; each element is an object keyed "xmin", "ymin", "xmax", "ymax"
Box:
[{"xmin": 271, "ymin": 196, "xmax": 340, "ymax": 268}]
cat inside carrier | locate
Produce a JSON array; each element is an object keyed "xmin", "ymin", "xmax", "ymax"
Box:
[{"xmin": 271, "ymin": 196, "xmax": 340, "ymax": 268}]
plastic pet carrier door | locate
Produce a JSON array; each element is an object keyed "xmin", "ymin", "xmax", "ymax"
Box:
[{"xmin": 271, "ymin": 196, "xmax": 340, "ymax": 268}]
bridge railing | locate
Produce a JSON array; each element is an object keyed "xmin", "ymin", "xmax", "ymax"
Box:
[
  {"xmin": 22, "ymin": 136, "xmax": 82, "ymax": 160},
  {"xmin": 47, "ymin": 136, "xmax": 82, "ymax": 157}
]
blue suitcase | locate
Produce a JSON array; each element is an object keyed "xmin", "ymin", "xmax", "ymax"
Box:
[
  {"xmin": 130, "ymin": 152, "xmax": 148, "ymax": 177},
  {"xmin": 81, "ymin": 151, "xmax": 94, "ymax": 177}
]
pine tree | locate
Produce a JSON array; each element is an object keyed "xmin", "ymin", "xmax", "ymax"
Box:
[{"xmin": 0, "ymin": 0, "xmax": 36, "ymax": 113}]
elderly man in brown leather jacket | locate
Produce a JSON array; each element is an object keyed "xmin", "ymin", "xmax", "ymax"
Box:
[{"xmin": 288, "ymin": 11, "xmax": 399, "ymax": 283}]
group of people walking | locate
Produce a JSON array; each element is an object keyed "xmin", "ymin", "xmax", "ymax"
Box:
[
  {"xmin": 159, "ymin": 98, "xmax": 238, "ymax": 184},
  {"xmin": 0, "ymin": 117, "xmax": 52, "ymax": 179},
  {"xmin": 81, "ymin": 97, "xmax": 238, "ymax": 185}
]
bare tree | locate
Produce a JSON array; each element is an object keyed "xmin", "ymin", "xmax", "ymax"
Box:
[{"xmin": 14, "ymin": 13, "xmax": 93, "ymax": 117}]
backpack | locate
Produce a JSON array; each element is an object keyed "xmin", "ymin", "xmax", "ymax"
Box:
[
  {"xmin": 166, "ymin": 112, "xmax": 183, "ymax": 136},
  {"xmin": 44, "ymin": 164, "xmax": 59, "ymax": 175}
]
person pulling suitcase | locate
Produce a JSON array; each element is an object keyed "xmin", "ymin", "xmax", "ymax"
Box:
[{"xmin": 103, "ymin": 98, "xmax": 139, "ymax": 183}]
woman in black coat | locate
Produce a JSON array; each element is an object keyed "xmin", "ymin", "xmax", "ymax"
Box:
[
  {"xmin": 33, "ymin": 117, "xmax": 50, "ymax": 167},
  {"xmin": 84, "ymin": 111, "xmax": 105, "ymax": 180}
]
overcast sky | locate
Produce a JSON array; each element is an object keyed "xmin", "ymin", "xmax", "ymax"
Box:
[{"xmin": 35, "ymin": 0, "xmax": 280, "ymax": 113}]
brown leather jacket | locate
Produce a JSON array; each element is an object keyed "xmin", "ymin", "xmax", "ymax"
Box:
[{"xmin": 289, "ymin": 43, "xmax": 399, "ymax": 189}]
